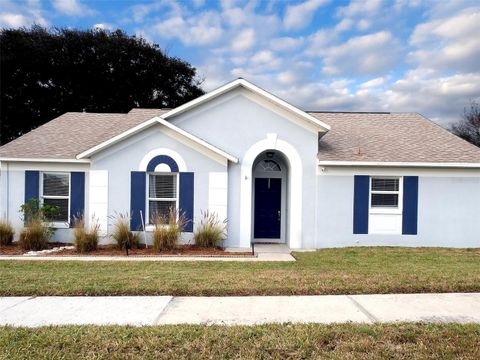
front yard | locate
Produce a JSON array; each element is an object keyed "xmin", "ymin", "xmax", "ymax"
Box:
[
  {"xmin": 1, "ymin": 323, "xmax": 479, "ymax": 359},
  {"xmin": 0, "ymin": 247, "xmax": 479, "ymax": 296}
]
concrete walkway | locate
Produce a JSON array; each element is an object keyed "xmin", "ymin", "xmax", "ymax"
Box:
[{"xmin": 1, "ymin": 293, "xmax": 479, "ymax": 327}]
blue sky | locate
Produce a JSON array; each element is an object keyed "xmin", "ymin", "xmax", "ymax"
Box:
[{"xmin": 1, "ymin": 0, "xmax": 480, "ymax": 125}]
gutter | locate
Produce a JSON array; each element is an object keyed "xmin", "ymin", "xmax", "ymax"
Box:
[
  {"xmin": 0, "ymin": 158, "xmax": 91, "ymax": 163},
  {"xmin": 317, "ymin": 160, "xmax": 480, "ymax": 168}
]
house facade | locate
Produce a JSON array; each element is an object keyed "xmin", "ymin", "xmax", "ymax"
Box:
[{"xmin": 1, "ymin": 79, "xmax": 480, "ymax": 248}]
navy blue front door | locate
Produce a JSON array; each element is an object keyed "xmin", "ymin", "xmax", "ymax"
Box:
[{"xmin": 254, "ymin": 178, "xmax": 281, "ymax": 239}]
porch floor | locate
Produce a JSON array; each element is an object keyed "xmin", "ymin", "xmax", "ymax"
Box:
[{"xmin": 252, "ymin": 244, "xmax": 291, "ymax": 254}]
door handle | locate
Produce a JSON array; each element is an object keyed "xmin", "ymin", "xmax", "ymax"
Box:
[{"xmin": 277, "ymin": 210, "xmax": 281, "ymax": 221}]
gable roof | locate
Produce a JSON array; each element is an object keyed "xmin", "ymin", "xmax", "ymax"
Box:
[
  {"xmin": 1, "ymin": 79, "xmax": 480, "ymax": 167},
  {"xmin": 161, "ymin": 78, "xmax": 331, "ymax": 132},
  {"xmin": 0, "ymin": 109, "xmax": 168, "ymax": 161},
  {"xmin": 76, "ymin": 116, "xmax": 238, "ymax": 163},
  {"xmin": 313, "ymin": 112, "xmax": 480, "ymax": 166}
]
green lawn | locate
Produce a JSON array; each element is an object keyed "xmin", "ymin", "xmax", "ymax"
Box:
[
  {"xmin": 0, "ymin": 247, "xmax": 479, "ymax": 296},
  {"xmin": 1, "ymin": 323, "xmax": 479, "ymax": 359}
]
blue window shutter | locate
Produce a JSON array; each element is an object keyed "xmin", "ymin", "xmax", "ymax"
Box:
[
  {"xmin": 130, "ymin": 171, "xmax": 146, "ymax": 231},
  {"xmin": 353, "ymin": 175, "xmax": 369, "ymax": 234},
  {"xmin": 179, "ymin": 172, "xmax": 194, "ymax": 232},
  {"xmin": 70, "ymin": 172, "xmax": 85, "ymax": 226},
  {"xmin": 402, "ymin": 176, "xmax": 419, "ymax": 235},
  {"xmin": 24, "ymin": 170, "xmax": 39, "ymax": 203}
]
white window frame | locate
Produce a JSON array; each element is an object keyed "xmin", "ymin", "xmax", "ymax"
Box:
[
  {"xmin": 369, "ymin": 176, "xmax": 403, "ymax": 215},
  {"xmin": 40, "ymin": 171, "xmax": 71, "ymax": 228},
  {"xmin": 146, "ymin": 172, "xmax": 179, "ymax": 226}
]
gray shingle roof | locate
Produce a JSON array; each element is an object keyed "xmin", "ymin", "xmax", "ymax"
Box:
[
  {"xmin": 1, "ymin": 109, "xmax": 480, "ymax": 164},
  {"xmin": 311, "ymin": 112, "xmax": 480, "ymax": 163},
  {"xmin": 0, "ymin": 109, "xmax": 168, "ymax": 159}
]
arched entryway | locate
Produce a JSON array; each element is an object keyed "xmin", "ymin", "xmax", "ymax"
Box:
[
  {"xmin": 239, "ymin": 134, "xmax": 303, "ymax": 249},
  {"xmin": 252, "ymin": 151, "xmax": 288, "ymax": 243}
]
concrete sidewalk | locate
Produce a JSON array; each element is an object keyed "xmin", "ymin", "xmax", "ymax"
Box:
[{"xmin": 1, "ymin": 293, "xmax": 479, "ymax": 327}]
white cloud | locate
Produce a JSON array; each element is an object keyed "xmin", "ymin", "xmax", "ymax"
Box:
[
  {"xmin": 385, "ymin": 71, "xmax": 480, "ymax": 125},
  {"xmin": 93, "ymin": 23, "xmax": 114, "ymax": 31},
  {"xmin": 270, "ymin": 36, "xmax": 305, "ymax": 52},
  {"xmin": 356, "ymin": 19, "xmax": 370, "ymax": 30},
  {"xmin": 284, "ymin": 0, "xmax": 328, "ymax": 30},
  {"xmin": 409, "ymin": 9, "xmax": 480, "ymax": 72},
  {"xmin": 359, "ymin": 77, "xmax": 386, "ymax": 89},
  {"xmin": 410, "ymin": 9, "xmax": 480, "ymax": 45},
  {"xmin": 52, "ymin": 0, "xmax": 95, "ymax": 17},
  {"xmin": 231, "ymin": 28, "xmax": 255, "ymax": 52},
  {"xmin": 319, "ymin": 31, "xmax": 401, "ymax": 76},
  {"xmin": 0, "ymin": 0, "xmax": 48, "ymax": 28},
  {"xmin": 192, "ymin": 0, "xmax": 205, "ymax": 7},
  {"xmin": 251, "ymin": 50, "xmax": 277, "ymax": 65},
  {"xmin": 0, "ymin": 12, "xmax": 28, "ymax": 27},
  {"xmin": 335, "ymin": 18, "xmax": 353, "ymax": 32},
  {"xmin": 155, "ymin": 11, "xmax": 223, "ymax": 46},
  {"xmin": 337, "ymin": 0, "xmax": 383, "ymax": 17}
]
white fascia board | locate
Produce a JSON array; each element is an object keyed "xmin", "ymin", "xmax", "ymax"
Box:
[
  {"xmin": 156, "ymin": 117, "xmax": 238, "ymax": 163},
  {"xmin": 76, "ymin": 116, "xmax": 238, "ymax": 163},
  {"xmin": 76, "ymin": 117, "xmax": 158, "ymax": 159},
  {"xmin": 317, "ymin": 160, "xmax": 480, "ymax": 168},
  {"xmin": 0, "ymin": 157, "xmax": 90, "ymax": 163},
  {"xmin": 161, "ymin": 78, "xmax": 331, "ymax": 132}
]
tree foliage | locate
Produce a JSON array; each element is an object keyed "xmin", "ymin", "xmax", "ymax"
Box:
[
  {"xmin": 451, "ymin": 101, "xmax": 480, "ymax": 147},
  {"xmin": 0, "ymin": 26, "xmax": 204, "ymax": 144}
]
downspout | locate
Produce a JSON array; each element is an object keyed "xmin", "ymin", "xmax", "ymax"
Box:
[{"xmin": 5, "ymin": 162, "xmax": 9, "ymax": 220}]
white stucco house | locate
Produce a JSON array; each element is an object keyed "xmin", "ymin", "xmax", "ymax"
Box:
[{"xmin": 1, "ymin": 78, "xmax": 480, "ymax": 249}]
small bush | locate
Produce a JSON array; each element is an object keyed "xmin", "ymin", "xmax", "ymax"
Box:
[
  {"xmin": 19, "ymin": 218, "xmax": 49, "ymax": 251},
  {"xmin": 152, "ymin": 207, "xmax": 186, "ymax": 252},
  {"xmin": 73, "ymin": 216, "xmax": 100, "ymax": 253},
  {"xmin": 110, "ymin": 213, "xmax": 140, "ymax": 250},
  {"xmin": 0, "ymin": 219, "xmax": 14, "ymax": 246},
  {"xmin": 194, "ymin": 210, "xmax": 227, "ymax": 248},
  {"xmin": 20, "ymin": 198, "xmax": 60, "ymax": 223}
]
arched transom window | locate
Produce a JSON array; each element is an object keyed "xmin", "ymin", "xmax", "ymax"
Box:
[{"xmin": 255, "ymin": 159, "xmax": 282, "ymax": 172}]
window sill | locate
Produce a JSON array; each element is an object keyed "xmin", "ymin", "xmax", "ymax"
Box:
[
  {"xmin": 144, "ymin": 224, "xmax": 176, "ymax": 232},
  {"xmin": 368, "ymin": 231, "xmax": 402, "ymax": 235},
  {"xmin": 369, "ymin": 209, "xmax": 402, "ymax": 215},
  {"xmin": 48, "ymin": 222, "xmax": 70, "ymax": 229}
]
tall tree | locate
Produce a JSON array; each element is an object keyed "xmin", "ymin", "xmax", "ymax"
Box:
[
  {"xmin": 0, "ymin": 26, "xmax": 204, "ymax": 144},
  {"xmin": 451, "ymin": 101, "xmax": 480, "ymax": 148}
]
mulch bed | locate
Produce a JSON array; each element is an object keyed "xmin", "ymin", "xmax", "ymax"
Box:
[
  {"xmin": 52, "ymin": 245, "xmax": 253, "ymax": 257},
  {"xmin": 1, "ymin": 243, "xmax": 253, "ymax": 257},
  {"xmin": 0, "ymin": 242, "xmax": 68, "ymax": 256}
]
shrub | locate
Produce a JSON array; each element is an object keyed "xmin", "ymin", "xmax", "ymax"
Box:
[
  {"xmin": 110, "ymin": 213, "xmax": 140, "ymax": 250},
  {"xmin": 0, "ymin": 219, "xmax": 14, "ymax": 246},
  {"xmin": 194, "ymin": 210, "xmax": 227, "ymax": 248},
  {"xmin": 18, "ymin": 198, "xmax": 58, "ymax": 251},
  {"xmin": 152, "ymin": 207, "xmax": 186, "ymax": 252},
  {"xmin": 73, "ymin": 216, "xmax": 100, "ymax": 253},
  {"xmin": 20, "ymin": 198, "xmax": 60, "ymax": 223},
  {"xmin": 19, "ymin": 218, "xmax": 50, "ymax": 251}
]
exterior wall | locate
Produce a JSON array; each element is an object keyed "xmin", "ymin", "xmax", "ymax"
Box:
[
  {"xmin": 0, "ymin": 161, "xmax": 90, "ymax": 243},
  {"xmin": 316, "ymin": 167, "xmax": 480, "ymax": 248},
  {"xmin": 89, "ymin": 125, "xmax": 226, "ymax": 244},
  {"xmin": 168, "ymin": 87, "xmax": 320, "ymax": 248}
]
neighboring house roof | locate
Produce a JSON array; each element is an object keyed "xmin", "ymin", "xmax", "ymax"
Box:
[{"xmin": 312, "ymin": 112, "xmax": 480, "ymax": 165}]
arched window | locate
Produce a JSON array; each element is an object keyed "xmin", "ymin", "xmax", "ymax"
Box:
[{"xmin": 255, "ymin": 159, "xmax": 281, "ymax": 172}]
